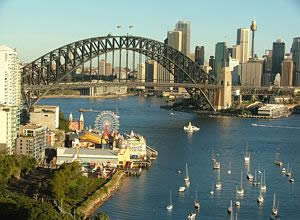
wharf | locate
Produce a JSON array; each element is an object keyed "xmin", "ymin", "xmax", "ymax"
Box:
[{"xmin": 119, "ymin": 168, "xmax": 142, "ymax": 176}]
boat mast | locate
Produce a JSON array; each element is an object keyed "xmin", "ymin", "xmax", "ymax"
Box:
[
  {"xmin": 186, "ymin": 163, "xmax": 189, "ymax": 179},
  {"xmin": 240, "ymin": 171, "xmax": 243, "ymax": 189},
  {"xmin": 170, "ymin": 190, "xmax": 172, "ymax": 205},
  {"xmin": 273, "ymin": 193, "xmax": 276, "ymax": 210}
]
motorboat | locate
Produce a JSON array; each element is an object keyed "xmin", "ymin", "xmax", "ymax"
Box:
[
  {"xmin": 209, "ymin": 185, "xmax": 214, "ymax": 195},
  {"xmin": 227, "ymin": 200, "xmax": 233, "ymax": 214},
  {"xmin": 184, "ymin": 122, "xmax": 200, "ymax": 132},
  {"xmin": 281, "ymin": 167, "xmax": 286, "ymax": 173},
  {"xmin": 166, "ymin": 190, "xmax": 173, "ymax": 211},
  {"xmin": 213, "ymin": 161, "xmax": 221, "ymax": 169},
  {"xmin": 179, "ymin": 186, "xmax": 186, "ymax": 192},
  {"xmin": 187, "ymin": 212, "xmax": 196, "ymax": 219},
  {"xmin": 170, "ymin": 112, "xmax": 175, "ymax": 116},
  {"xmin": 251, "ymin": 123, "xmax": 258, "ymax": 126}
]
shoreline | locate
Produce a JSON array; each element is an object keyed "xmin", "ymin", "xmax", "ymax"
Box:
[
  {"xmin": 77, "ymin": 171, "xmax": 125, "ymax": 219},
  {"xmin": 42, "ymin": 93, "xmax": 135, "ymax": 99}
]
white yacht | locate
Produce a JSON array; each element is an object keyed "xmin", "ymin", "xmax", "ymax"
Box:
[
  {"xmin": 178, "ymin": 186, "xmax": 186, "ymax": 192},
  {"xmin": 247, "ymin": 162, "xmax": 253, "ymax": 181},
  {"xmin": 184, "ymin": 163, "xmax": 190, "ymax": 186},
  {"xmin": 227, "ymin": 200, "xmax": 233, "ymax": 214},
  {"xmin": 166, "ymin": 190, "xmax": 173, "ymax": 211},
  {"xmin": 282, "ymin": 167, "xmax": 286, "ymax": 173},
  {"xmin": 236, "ymin": 171, "xmax": 244, "ymax": 196},
  {"xmin": 187, "ymin": 212, "xmax": 196, "ymax": 219},
  {"xmin": 215, "ymin": 169, "xmax": 222, "ymax": 190},
  {"xmin": 235, "ymin": 200, "xmax": 240, "ymax": 207},
  {"xmin": 184, "ymin": 122, "xmax": 200, "ymax": 132},
  {"xmin": 261, "ymin": 169, "xmax": 267, "ymax": 191},
  {"xmin": 194, "ymin": 191, "xmax": 200, "ymax": 209}
]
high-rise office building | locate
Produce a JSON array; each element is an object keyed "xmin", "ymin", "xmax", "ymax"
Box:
[
  {"xmin": 272, "ymin": 39, "xmax": 285, "ymax": 77},
  {"xmin": 145, "ymin": 60, "xmax": 157, "ymax": 82},
  {"xmin": 175, "ymin": 20, "xmax": 190, "ymax": 56},
  {"xmin": 167, "ymin": 31, "xmax": 182, "ymax": 51},
  {"xmin": 236, "ymin": 28, "xmax": 250, "ymax": 63},
  {"xmin": 214, "ymin": 42, "xmax": 228, "ymax": 83},
  {"xmin": 262, "ymin": 50, "xmax": 273, "ymax": 86},
  {"xmin": 291, "ymin": 37, "xmax": 300, "ymax": 86},
  {"xmin": 239, "ymin": 60, "xmax": 263, "ymax": 86},
  {"xmin": 281, "ymin": 57, "xmax": 293, "ymax": 86},
  {"xmin": 0, "ymin": 45, "xmax": 21, "ymax": 154},
  {"xmin": 195, "ymin": 46, "xmax": 205, "ymax": 65}
]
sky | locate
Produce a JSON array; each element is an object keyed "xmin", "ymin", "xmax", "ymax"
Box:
[{"xmin": 0, "ymin": 0, "xmax": 299, "ymax": 63}]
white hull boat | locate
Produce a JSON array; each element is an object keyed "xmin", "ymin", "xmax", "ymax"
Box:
[{"xmin": 184, "ymin": 122, "xmax": 200, "ymax": 132}]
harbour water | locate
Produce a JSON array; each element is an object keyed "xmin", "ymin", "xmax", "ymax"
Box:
[{"xmin": 40, "ymin": 96, "xmax": 300, "ymax": 220}]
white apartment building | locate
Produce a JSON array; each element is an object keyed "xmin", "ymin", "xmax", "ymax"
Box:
[
  {"xmin": 0, "ymin": 105, "xmax": 19, "ymax": 154},
  {"xmin": 0, "ymin": 45, "xmax": 21, "ymax": 154}
]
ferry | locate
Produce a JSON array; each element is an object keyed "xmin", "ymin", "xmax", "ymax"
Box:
[{"xmin": 184, "ymin": 122, "xmax": 200, "ymax": 132}]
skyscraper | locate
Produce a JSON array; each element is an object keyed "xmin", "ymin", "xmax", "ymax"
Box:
[
  {"xmin": 236, "ymin": 28, "xmax": 250, "ymax": 63},
  {"xmin": 195, "ymin": 46, "xmax": 205, "ymax": 65},
  {"xmin": 281, "ymin": 57, "xmax": 293, "ymax": 86},
  {"xmin": 291, "ymin": 37, "xmax": 300, "ymax": 86},
  {"xmin": 271, "ymin": 39, "xmax": 285, "ymax": 78},
  {"xmin": 167, "ymin": 31, "xmax": 182, "ymax": 51},
  {"xmin": 214, "ymin": 42, "xmax": 228, "ymax": 83},
  {"xmin": 175, "ymin": 20, "xmax": 190, "ymax": 56},
  {"xmin": 0, "ymin": 45, "xmax": 21, "ymax": 154}
]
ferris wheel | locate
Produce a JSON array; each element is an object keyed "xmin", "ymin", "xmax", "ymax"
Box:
[{"xmin": 94, "ymin": 110, "xmax": 120, "ymax": 133}]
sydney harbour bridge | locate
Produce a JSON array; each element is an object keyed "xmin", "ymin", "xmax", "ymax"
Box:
[{"xmin": 21, "ymin": 35, "xmax": 298, "ymax": 112}]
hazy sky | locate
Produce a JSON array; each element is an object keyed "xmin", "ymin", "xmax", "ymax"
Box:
[{"xmin": 0, "ymin": 0, "xmax": 299, "ymax": 62}]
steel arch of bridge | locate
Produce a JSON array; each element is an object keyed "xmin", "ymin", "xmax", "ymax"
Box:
[{"xmin": 22, "ymin": 35, "xmax": 216, "ymax": 110}]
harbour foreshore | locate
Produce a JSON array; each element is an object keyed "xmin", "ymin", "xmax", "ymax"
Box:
[{"xmin": 76, "ymin": 170, "xmax": 125, "ymax": 219}]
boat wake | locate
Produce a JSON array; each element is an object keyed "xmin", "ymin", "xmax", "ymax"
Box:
[{"xmin": 251, "ymin": 123, "xmax": 300, "ymax": 129}]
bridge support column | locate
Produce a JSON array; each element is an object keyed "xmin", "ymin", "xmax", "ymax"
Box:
[{"xmin": 214, "ymin": 67, "xmax": 232, "ymax": 110}]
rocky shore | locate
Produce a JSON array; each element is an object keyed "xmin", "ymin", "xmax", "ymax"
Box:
[{"xmin": 76, "ymin": 171, "xmax": 125, "ymax": 219}]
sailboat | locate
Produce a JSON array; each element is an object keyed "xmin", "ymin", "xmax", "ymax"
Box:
[
  {"xmin": 257, "ymin": 175, "xmax": 264, "ymax": 204},
  {"xmin": 236, "ymin": 171, "xmax": 244, "ymax": 196},
  {"xmin": 274, "ymin": 152, "xmax": 283, "ymax": 167},
  {"xmin": 215, "ymin": 169, "xmax": 222, "ymax": 190},
  {"xmin": 272, "ymin": 193, "xmax": 279, "ymax": 216},
  {"xmin": 209, "ymin": 185, "xmax": 214, "ymax": 195},
  {"xmin": 227, "ymin": 200, "xmax": 233, "ymax": 214},
  {"xmin": 261, "ymin": 169, "xmax": 267, "ymax": 191},
  {"xmin": 285, "ymin": 163, "xmax": 291, "ymax": 177},
  {"xmin": 244, "ymin": 144, "xmax": 250, "ymax": 164},
  {"xmin": 166, "ymin": 190, "xmax": 173, "ymax": 210},
  {"xmin": 194, "ymin": 191, "xmax": 200, "ymax": 209},
  {"xmin": 252, "ymin": 169, "xmax": 259, "ymax": 186},
  {"xmin": 185, "ymin": 163, "xmax": 190, "ymax": 186},
  {"xmin": 289, "ymin": 168, "xmax": 295, "ymax": 183},
  {"xmin": 227, "ymin": 161, "xmax": 232, "ymax": 175},
  {"xmin": 246, "ymin": 161, "xmax": 253, "ymax": 181}
]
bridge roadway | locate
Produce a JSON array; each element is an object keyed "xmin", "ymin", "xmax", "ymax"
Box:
[
  {"xmin": 23, "ymin": 81, "xmax": 223, "ymax": 90},
  {"xmin": 23, "ymin": 81, "xmax": 300, "ymax": 96}
]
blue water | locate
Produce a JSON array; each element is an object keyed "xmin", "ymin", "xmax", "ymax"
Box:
[{"xmin": 40, "ymin": 96, "xmax": 300, "ymax": 220}]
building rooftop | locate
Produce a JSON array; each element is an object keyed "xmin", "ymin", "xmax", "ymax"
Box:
[{"xmin": 58, "ymin": 148, "xmax": 118, "ymax": 157}]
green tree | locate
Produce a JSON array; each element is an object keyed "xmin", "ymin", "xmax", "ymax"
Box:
[
  {"xmin": 94, "ymin": 212, "xmax": 110, "ymax": 220},
  {"xmin": 58, "ymin": 112, "xmax": 71, "ymax": 132}
]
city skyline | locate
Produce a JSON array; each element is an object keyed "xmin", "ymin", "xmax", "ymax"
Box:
[{"xmin": 0, "ymin": 0, "xmax": 300, "ymax": 62}]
